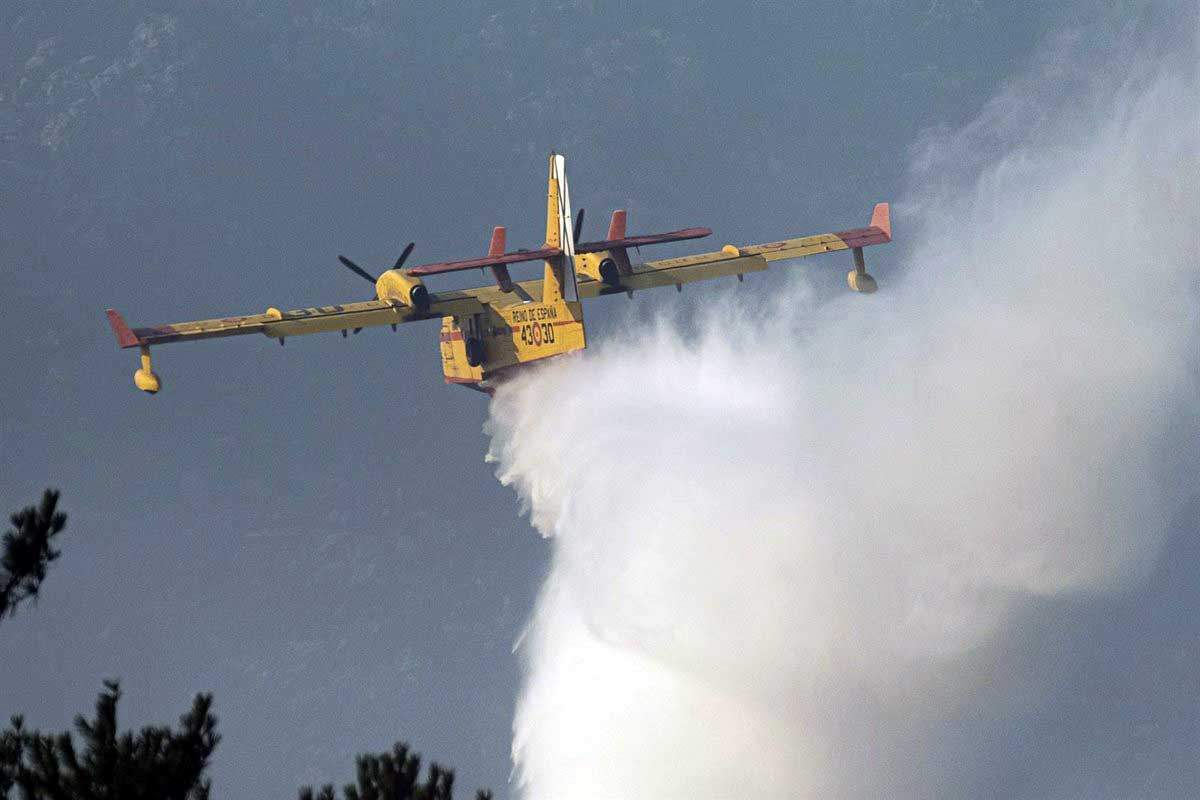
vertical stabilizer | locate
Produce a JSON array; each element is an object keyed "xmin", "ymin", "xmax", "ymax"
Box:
[
  {"xmin": 488, "ymin": 226, "xmax": 506, "ymax": 257},
  {"xmin": 488, "ymin": 226, "xmax": 515, "ymax": 292},
  {"xmin": 542, "ymin": 153, "xmax": 579, "ymax": 303},
  {"xmin": 607, "ymin": 209, "xmax": 627, "ymax": 240}
]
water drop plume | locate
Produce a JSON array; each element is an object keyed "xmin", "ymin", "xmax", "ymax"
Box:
[{"xmin": 488, "ymin": 12, "xmax": 1199, "ymax": 798}]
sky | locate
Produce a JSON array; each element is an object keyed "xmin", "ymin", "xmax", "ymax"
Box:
[{"xmin": 1, "ymin": 1, "xmax": 1195, "ymax": 798}]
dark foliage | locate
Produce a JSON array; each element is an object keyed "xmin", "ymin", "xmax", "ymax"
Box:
[
  {"xmin": 298, "ymin": 742, "xmax": 492, "ymax": 800},
  {"xmin": 0, "ymin": 490, "xmax": 67, "ymax": 620},
  {"xmin": 0, "ymin": 681, "xmax": 218, "ymax": 800}
]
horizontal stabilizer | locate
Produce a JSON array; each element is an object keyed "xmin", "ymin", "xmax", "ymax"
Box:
[
  {"xmin": 407, "ymin": 246, "xmax": 563, "ymax": 277},
  {"xmin": 575, "ymin": 226, "xmax": 711, "ymax": 254},
  {"xmin": 870, "ymin": 202, "xmax": 891, "ymax": 239}
]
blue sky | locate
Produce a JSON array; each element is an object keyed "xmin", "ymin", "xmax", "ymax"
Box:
[{"xmin": 3, "ymin": 2, "xmax": 1193, "ymax": 797}]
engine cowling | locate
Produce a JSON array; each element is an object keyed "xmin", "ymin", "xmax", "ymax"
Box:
[
  {"xmin": 598, "ymin": 258, "xmax": 621, "ymax": 286},
  {"xmin": 375, "ymin": 269, "xmax": 431, "ymax": 311},
  {"xmin": 573, "ymin": 252, "xmax": 625, "ymax": 286}
]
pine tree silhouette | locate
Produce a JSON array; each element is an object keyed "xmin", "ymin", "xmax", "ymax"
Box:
[
  {"xmin": 298, "ymin": 742, "xmax": 493, "ymax": 800},
  {"xmin": 0, "ymin": 681, "xmax": 219, "ymax": 799},
  {"xmin": 1, "ymin": 489, "xmax": 67, "ymax": 619}
]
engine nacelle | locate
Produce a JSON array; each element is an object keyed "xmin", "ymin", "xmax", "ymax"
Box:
[
  {"xmin": 375, "ymin": 269, "xmax": 431, "ymax": 311},
  {"xmin": 573, "ymin": 252, "xmax": 625, "ymax": 286},
  {"xmin": 573, "ymin": 252, "xmax": 603, "ymax": 283},
  {"xmin": 598, "ymin": 258, "xmax": 621, "ymax": 286}
]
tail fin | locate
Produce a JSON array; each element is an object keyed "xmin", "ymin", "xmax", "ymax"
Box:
[
  {"xmin": 869, "ymin": 202, "xmax": 891, "ymax": 241},
  {"xmin": 544, "ymin": 153, "xmax": 576, "ymax": 257},
  {"xmin": 488, "ymin": 226, "xmax": 514, "ymax": 292},
  {"xmin": 106, "ymin": 309, "xmax": 142, "ymax": 348},
  {"xmin": 607, "ymin": 210, "xmax": 627, "ymax": 240},
  {"xmin": 488, "ymin": 226, "xmax": 506, "ymax": 256},
  {"xmin": 543, "ymin": 153, "xmax": 579, "ymax": 302}
]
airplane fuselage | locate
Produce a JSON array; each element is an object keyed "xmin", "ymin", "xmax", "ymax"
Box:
[{"xmin": 439, "ymin": 296, "xmax": 586, "ymax": 390}]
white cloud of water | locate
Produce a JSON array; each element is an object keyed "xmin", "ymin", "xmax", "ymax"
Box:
[{"xmin": 487, "ymin": 10, "xmax": 1199, "ymax": 798}]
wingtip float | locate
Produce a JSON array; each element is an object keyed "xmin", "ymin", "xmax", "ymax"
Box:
[{"xmin": 106, "ymin": 153, "xmax": 892, "ymax": 396}]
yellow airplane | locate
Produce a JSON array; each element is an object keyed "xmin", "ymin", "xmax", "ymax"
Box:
[{"xmin": 106, "ymin": 153, "xmax": 891, "ymax": 395}]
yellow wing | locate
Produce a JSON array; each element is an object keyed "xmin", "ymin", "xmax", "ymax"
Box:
[
  {"xmin": 577, "ymin": 201, "xmax": 892, "ymax": 297},
  {"xmin": 107, "ymin": 203, "xmax": 890, "ymax": 348},
  {"xmin": 106, "ymin": 202, "xmax": 890, "ymax": 393},
  {"xmin": 105, "ymin": 292, "xmax": 486, "ymax": 350}
]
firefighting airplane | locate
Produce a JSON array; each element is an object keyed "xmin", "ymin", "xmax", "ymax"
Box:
[{"xmin": 106, "ymin": 153, "xmax": 891, "ymax": 394}]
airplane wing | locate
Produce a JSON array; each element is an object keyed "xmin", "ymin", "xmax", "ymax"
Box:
[
  {"xmin": 424, "ymin": 202, "xmax": 893, "ymax": 303},
  {"xmin": 736, "ymin": 202, "xmax": 891, "ymax": 260},
  {"xmin": 108, "ymin": 204, "xmax": 891, "ymax": 350},
  {"xmin": 580, "ymin": 202, "xmax": 892, "ymax": 296},
  {"xmin": 581, "ymin": 251, "xmax": 769, "ymax": 295},
  {"xmin": 106, "ymin": 291, "xmax": 486, "ymax": 349}
]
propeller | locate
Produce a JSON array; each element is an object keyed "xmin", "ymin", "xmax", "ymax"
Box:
[
  {"xmin": 573, "ymin": 208, "xmax": 585, "ymax": 245},
  {"xmin": 393, "ymin": 241, "xmax": 415, "ymax": 270},
  {"xmin": 334, "ymin": 242, "xmax": 419, "ymax": 337},
  {"xmin": 337, "ymin": 255, "xmax": 377, "ymax": 285},
  {"xmin": 338, "ymin": 241, "xmax": 416, "ymax": 286}
]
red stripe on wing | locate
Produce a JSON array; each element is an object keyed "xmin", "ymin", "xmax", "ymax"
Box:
[
  {"xmin": 832, "ymin": 226, "xmax": 890, "ymax": 248},
  {"xmin": 834, "ymin": 203, "xmax": 891, "ymax": 247}
]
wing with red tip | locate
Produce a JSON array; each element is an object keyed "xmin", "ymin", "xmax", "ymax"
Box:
[
  {"xmin": 106, "ymin": 309, "xmax": 142, "ymax": 348},
  {"xmin": 738, "ymin": 202, "xmax": 891, "ymax": 261},
  {"xmin": 103, "ymin": 292, "xmax": 488, "ymax": 350},
  {"xmin": 574, "ymin": 202, "xmax": 893, "ymax": 296}
]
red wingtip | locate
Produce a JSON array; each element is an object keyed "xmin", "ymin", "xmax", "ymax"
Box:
[
  {"xmin": 106, "ymin": 309, "xmax": 141, "ymax": 348},
  {"xmin": 870, "ymin": 202, "xmax": 891, "ymax": 241},
  {"xmin": 488, "ymin": 226, "xmax": 506, "ymax": 257},
  {"xmin": 607, "ymin": 210, "xmax": 627, "ymax": 240}
]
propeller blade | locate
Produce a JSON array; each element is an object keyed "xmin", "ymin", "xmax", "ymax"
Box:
[
  {"xmin": 573, "ymin": 208, "xmax": 585, "ymax": 245},
  {"xmin": 393, "ymin": 242, "xmax": 416, "ymax": 270},
  {"xmin": 338, "ymin": 255, "xmax": 377, "ymax": 284}
]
